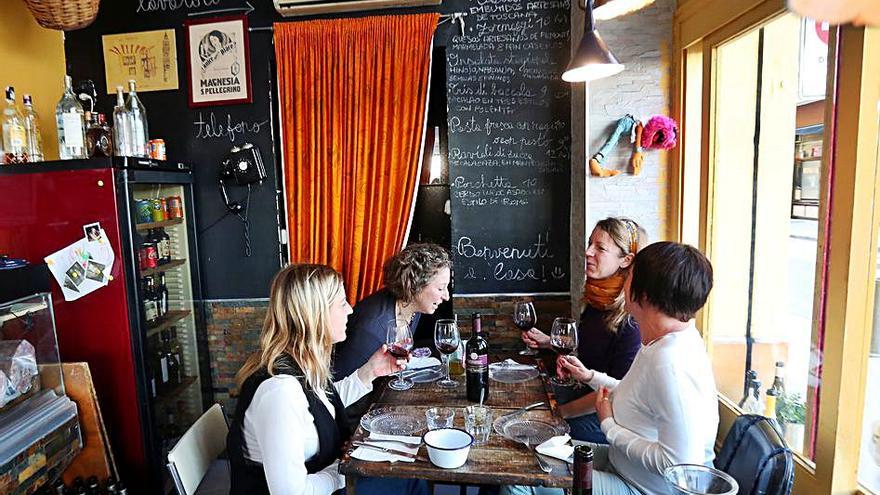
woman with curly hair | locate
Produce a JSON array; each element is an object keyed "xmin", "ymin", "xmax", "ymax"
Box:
[{"xmin": 333, "ymin": 243, "xmax": 451, "ymax": 380}]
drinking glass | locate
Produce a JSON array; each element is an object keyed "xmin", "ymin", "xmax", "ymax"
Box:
[
  {"xmin": 386, "ymin": 318, "xmax": 414, "ymax": 391},
  {"xmin": 464, "ymin": 405, "xmax": 493, "ymax": 445},
  {"xmin": 549, "ymin": 317, "xmax": 578, "ymax": 387},
  {"xmin": 426, "ymin": 407, "xmax": 456, "ymax": 430},
  {"xmin": 513, "ymin": 301, "xmax": 538, "ymax": 356},
  {"xmin": 434, "ymin": 319, "xmax": 461, "ymax": 389}
]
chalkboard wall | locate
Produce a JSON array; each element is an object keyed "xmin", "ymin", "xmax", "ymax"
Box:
[{"xmin": 446, "ymin": 0, "xmax": 571, "ymax": 295}]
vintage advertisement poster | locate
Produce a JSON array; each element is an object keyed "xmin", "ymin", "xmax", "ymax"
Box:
[
  {"xmin": 102, "ymin": 29, "xmax": 179, "ymax": 93},
  {"xmin": 184, "ymin": 15, "xmax": 252, "ymax": 107}
]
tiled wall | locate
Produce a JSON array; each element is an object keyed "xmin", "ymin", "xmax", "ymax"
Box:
[
  {"xmin": 205, "ymin": 300, "xmax": 268, "ymax": 413},
  {"xmin": 452, "ymin": 295, "xmax": 571, "ymax": 351}
]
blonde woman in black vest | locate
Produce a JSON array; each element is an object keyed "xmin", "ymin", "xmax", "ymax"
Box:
[{"xmin": 227, "ymin": 263, "xmax": 428, "ymax": 495}]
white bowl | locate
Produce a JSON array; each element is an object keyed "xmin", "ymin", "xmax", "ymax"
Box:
[{"xmin": 423, "ymin": 428, "xmax": 473, "ymax": 469}]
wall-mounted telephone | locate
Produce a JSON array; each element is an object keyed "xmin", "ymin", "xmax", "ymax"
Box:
[{"xmin": 219, "ymin": 143, "xmax": 266, "ymax": 213}]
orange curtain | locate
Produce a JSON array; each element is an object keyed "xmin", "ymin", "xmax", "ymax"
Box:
[{"xmin": 274, "ymin": 13, "xmax": 438, "ymax": 303}]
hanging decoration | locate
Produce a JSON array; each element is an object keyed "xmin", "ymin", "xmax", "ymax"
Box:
[{"xmin": 588, "ymin": 114, "xmax": 678, "ymax": 177}]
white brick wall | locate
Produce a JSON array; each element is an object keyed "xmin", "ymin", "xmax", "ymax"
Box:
[{"xmin": 586, "ymin": 0, "xmax": 675, "ymax": 243}]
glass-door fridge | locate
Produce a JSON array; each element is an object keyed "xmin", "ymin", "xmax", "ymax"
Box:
[{"xmin": 0, "ymin": 157, "xmax": 212, "ymax": 494}]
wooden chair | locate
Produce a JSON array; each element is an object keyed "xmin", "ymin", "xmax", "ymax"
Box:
[{"xmin": 166, "ymin": 404, "xmax": 230, "ymax": 495}]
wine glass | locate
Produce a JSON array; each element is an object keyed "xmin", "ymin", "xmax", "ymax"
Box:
[
  {"xmin": 434, "ymin": 319, "xmax": 461, "ymax": 389},
  {"xmin": 513, "ymin": 301, "xmax": 538, "ymax": 356},
  {"xmin": 549, "ymin": 317, "xmax": 578, "ymax": 387},
  {"xmin": 386, "ymin": 318, "xmax": 414, "ymax": 391}
]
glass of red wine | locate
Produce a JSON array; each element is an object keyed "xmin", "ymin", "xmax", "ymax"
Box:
[
  {"xmin": 549, "ymin": 317, "xmax": 578, "ymax": 387},
  {"xmin": 513, "ymin": 301, "xmax": 538, "ymax": 356},
  {"xmin": 434, "ymin": 319, "xmax": 460, "ymax": 389},
  {"xmin": 386, "ymin": 318, "xmax": 414, "ymax": 391}
]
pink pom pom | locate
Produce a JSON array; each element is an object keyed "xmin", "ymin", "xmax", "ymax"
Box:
[{"xmin": 641, "ymin": 116, "xmax": 678, "ymax": 150}]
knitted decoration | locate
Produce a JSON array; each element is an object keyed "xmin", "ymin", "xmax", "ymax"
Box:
[
  {"xmin": 641, "ymin": 115, "xmax": 678, "ymax": 150},
  {"xmin": 588, "ymin": 115, "xmax": 635, "ymax": 177}
]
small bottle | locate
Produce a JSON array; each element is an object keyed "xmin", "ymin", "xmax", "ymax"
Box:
[
  {"xmin": 572, "ymin": 444, "xmax": 593, "ymax": 495},
  {"xmin": 738, "ymin": 370, "xmax": 758, "ymax": 408},
  {"xmin": 465, "ymin": 312, "xmax": 489, "ymax": 402},
  {"xmin": 741, "ymin": 377, "xmax": 763, "ymax": 414},
  {"xmin": 86, "ymin": 112, "xmax": 113, "ymax": 158},
  {"xmin": 771, "ymin": 361, "xmax": 786, "ymax": 396},
  {"xmin": 112, "ymin": 86, "xmax": 131, "ymax": 157},
  {"xmin": 158, "ymin": 228, "xmax": 172, "ymax": 264},
  {"xmin": 2, "ymin": 87, "xmax": 28, "ymax": 164},
  {"xmin": 765, "ymin": 388, "xmax": 778, "ymax": 420},
  {"xmin": 21, "ymin": 94, "xmax": 43, "ymax": 162},
  {"xmin": 124, "ymin": 80, "xmax": 149, "ymax": 157},
  {"xmin": 158, "ymin": 272, "xmax": 170, "ymax": 316},
  {"xmin": 86, "ymin": 476, "xmax": 100, "ymax": 495},
  {"xmin": 143, "ymin": 276, "xmax": 159, "ymax": 324},
  {"xmin": 56, "ymin": 75, "xmax": 87, "ymax": 159}
]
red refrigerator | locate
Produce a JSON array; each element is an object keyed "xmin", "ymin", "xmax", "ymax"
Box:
[{"xmin": 0, "ymin": 157, "xmax": 212, "ymax": 493}]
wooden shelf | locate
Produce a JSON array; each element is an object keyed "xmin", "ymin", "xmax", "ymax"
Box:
[
  {"xmin": 146, "ymin": 310, "xmax": 191, "ymax": 338},
  {"xmin": 155, "ymin": 375, "xmax": 197, "ymax": 405},
  {"xmin": 0, "ymin": 300, "xmax": 48, "ymax": 324},
  {"xmin": 135, "ymin": 217, "xmax": 183, "ymax": 231},
  {"xmin": 140, "ymin": 259, "xmax": 186, "ymax": 277}
]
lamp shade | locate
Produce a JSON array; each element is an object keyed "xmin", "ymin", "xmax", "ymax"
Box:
[
  {"xmin": 562, "ymin": 29, "xmax": 624, "ymax": 82},
  {"xmin": 593, "ymin": 0, "xmax": 656, "ymax": 20}
]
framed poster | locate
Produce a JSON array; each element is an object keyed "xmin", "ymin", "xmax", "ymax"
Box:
[
  {"xmin": 798, "ymin": 17, "xmax": 829, "ymax": 103},
  {"xmin": 102, "ymin": 29, "xmax": 179, "ymax": 93},
  {"xmin": 184, "ymin": 15, "xmax": 252, "ymax": 107}
]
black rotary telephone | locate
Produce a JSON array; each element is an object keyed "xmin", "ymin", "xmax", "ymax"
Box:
[{"xmin": 219, "ymin": 143, "xmax": 266, "ymax": 213}]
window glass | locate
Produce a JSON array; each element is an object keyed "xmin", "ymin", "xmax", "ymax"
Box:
[{"xmin": 707, "ymin": 13, "xmax": 830, "ymax": 459}]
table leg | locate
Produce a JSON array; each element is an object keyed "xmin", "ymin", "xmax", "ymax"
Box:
[{"xmin": 346, "ymin": 474, "xmax": 358, "ymax": 495}]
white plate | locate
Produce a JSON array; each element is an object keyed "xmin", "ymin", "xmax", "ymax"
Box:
[
  {"xmin": 360, "ymin": 407, "xmax": 427, "ymax": 436},
  {"xmin": 493, "ymin": 415, "xmax": 569, "ymax": 445},
  {"xmin": 489, "ymin": 362, "xmax": 540, "ymax": 383},
  {"xmin": 410, "ymin": 368, "xmax": 443, "ymax": 383}
]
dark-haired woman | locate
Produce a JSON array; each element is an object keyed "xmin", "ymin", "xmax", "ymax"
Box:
[
  {"xmin": 333, "ymin": 243, "xmax": 451, "ymax": 379},
  {"xmin": 522, "ymin": 218, "xmax": 644, "ymax": 443}
]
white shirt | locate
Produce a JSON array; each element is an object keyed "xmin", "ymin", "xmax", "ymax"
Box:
[
  {"xmin": 242, "ymin": 371, "xmax": 372, "ymax": 495},
  {"xmin": 588, "ymin": 325, "xmax": 718, "ymax": 495}
]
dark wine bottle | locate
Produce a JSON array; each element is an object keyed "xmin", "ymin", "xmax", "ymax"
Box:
[
  {"xmin": 466, "ymin": 312, "xmax": 489, "ymax": 402},
  {"xmin": 158, "ymin": 272, "xmax": 169, "ymax": 316},
  {"xmin": 572, "ymin": 444, "xmax": 593, "ymax": 495},
  {"xmin": 158, "ymin": 228, "xmax": 172, "ymax": 264}
]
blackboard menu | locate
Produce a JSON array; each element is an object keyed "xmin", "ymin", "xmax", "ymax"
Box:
[{"xmin": 446, "ymin": 0, "xmax": 571, "ymax": 295}]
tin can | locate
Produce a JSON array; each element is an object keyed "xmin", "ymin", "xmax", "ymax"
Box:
[
  {"xmin": 135, "ymin": 199, "xmax": 153, "ymax": 224},
  {"xmin": 140, "ymin": 243, "xmax": 158, "ymax": 269},
  {"xmin": 167, "ymin": 196, "xmax": 183, "ymax": 219},
  {"xmin": 149, "ymin": 139, "xmax": 166, "ymax": 161},
  {"xmin": 150, "ymin": 199, "xmax": 165, "ymax": 222},
  {"xmin": 159, "ymin": 197, "xmax": 169, "ymax": 220}
]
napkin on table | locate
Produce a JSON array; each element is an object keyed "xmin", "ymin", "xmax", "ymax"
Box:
[
  {"xmin": 407, "ymin": 356, "xmax": 441, "ymax": 369},
  {"xmin": 350, "ymin": 433, "xmax": 422, "ymax": 463},
  {"xmin": 536, "ymin": 434, "xmax": 574, "ymax": 462}
]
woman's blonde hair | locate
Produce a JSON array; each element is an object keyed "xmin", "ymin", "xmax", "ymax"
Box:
[
  {"xmin": 592, "ymin": 217, "xmax": 647, "ymax": 331},
  {"xmin": 236, "ymin": 263, "xmax": 345, "ymax": 392}
]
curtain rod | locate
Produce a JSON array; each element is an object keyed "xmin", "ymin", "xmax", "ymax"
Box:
[{"xmin": 248, "ymin": 11, "xmax": 467, "ymax": 33}]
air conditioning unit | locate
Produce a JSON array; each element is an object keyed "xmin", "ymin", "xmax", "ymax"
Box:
[{"xmin": 274, "ymin": 0, "xmax": 441, "ymax": 17}]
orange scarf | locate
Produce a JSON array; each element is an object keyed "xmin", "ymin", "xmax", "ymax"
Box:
[{"xmin": 583, "ymin": 272, "xmax": 626, "ymax": 310}]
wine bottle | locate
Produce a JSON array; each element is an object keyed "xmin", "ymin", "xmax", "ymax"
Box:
[
  {"xmin": 465, "ymin": 312, "xmax": 489, "ymax": 402},
  {"xmin": 572, "ymin": 444, "xmax": 593, "ymax": 495},
  {"xmin": 158, "ymin": 228, "xmax": 172, "ymax": 263},
  {"xmin": 143, "ymin": 276, "xmax": 159, "ymax": 324},
  {"xmin": 55, "ymin": 75, "xmax": 87, "ymax": 159},
  {"xmin": 22, "ymin": 94, "xmax": 44, "ymax": 162},
  {"xmin": 158, "ymin": 272, "xmax": 169, "ymax": 316}
]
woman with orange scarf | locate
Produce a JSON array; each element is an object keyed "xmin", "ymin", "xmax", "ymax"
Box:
[{"xmin": 522, "ymin": 217, "xmax": 645, "ymax": 443}]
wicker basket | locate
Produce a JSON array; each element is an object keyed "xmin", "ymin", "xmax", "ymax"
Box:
[{"xmin": 22, "ymin": 0, "xmax": 101, "ymax": 31}]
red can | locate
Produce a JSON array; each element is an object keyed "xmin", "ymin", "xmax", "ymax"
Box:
[
  {"xmin": 149, "ymin": 139, "xmax": 166, "ymax": 160},
  {"xmin": 139, "ymin": 242, "xmax": 158, "ymax": 269},
  {"xmin": 167, "ymin": 196, "xmax": 183, "ymax": 219}
]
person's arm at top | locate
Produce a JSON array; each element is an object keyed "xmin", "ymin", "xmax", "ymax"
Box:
[
  {"xmin": 248, "ymin": 378, "xmax": 342, "ymax": 495},
  {"xmin": 600, "ymin": 364, "xmax": 709, "ymax": 474}
]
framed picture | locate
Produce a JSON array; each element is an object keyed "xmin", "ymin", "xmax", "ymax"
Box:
[
  {"xmin": 184, "ymin": 14, "xmax": 252, "ymax": 107},
  {"xmin": 102, "ymin": 29, "xmax": 179, "ymax": 93}
]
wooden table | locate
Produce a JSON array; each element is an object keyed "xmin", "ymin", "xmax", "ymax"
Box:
[{"xmin": 339, "ymin": 357, "xmax": 572, "ymax": 493}]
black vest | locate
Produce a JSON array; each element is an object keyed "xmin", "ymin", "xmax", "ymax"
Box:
[{"xmin": 227, "ymin": 355, "xmax": 352, "ymax": 495}]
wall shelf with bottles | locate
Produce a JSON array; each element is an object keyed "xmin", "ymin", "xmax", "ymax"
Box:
[
  {"xmin": 146, "ymin": 310, "xmax": 190, "ymax": 338},
  {"xmin": 140, "ymin": 259, "xmax": 186, "ymax": 277},
  {"xmin": 135, "ymin": 218, "xmax": 183, "ymax": 232}
]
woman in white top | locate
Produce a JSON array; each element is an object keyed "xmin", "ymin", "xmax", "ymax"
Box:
[
  {"xmin": 227, "ymin": 263, "xmax": 428, "ymax": 495},
  {"xmin": 502, "ymin": 242, "xmax": 719, "ymax": 495}
]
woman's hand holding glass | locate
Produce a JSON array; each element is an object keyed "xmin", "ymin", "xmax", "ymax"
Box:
[
  {"xmin": 360, "ymin": 344, "xmax": 409, "ymax": 382},
  {"xmin": 521, "ymin": 328, "xmax": 551, "ymax": 349},
  {"xmin": 556, "ymin": 355, "xmax": 595, "ymax": 383},
  {"xmin": 386, "ymin": 319, "xmax": 415, "ymax": 391}
]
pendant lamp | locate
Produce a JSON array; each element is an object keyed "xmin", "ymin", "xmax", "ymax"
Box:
[{"xmin": 562, "ymin": 0, "xmax": 625, "ymax": 82}]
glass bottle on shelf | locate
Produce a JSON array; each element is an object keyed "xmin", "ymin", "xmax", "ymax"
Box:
[
  {"xmin": 3, "ymin": 86, "xmax": 28, "ymax": 164},
  {"xmin": 55, "ymin": 75, "xmax": 87, "ymax": 159},
  {"xmin": 124, "ymin": 80, "xmax": 149, "ymax": 157},
  {"xmin": 158, "ymin": 272, "xmax": 170, "ymax": 317},
  {"xmin": 170, "ymin": 326, "xmax": 184, "ymax": 378},
  {"xmin": 159, "ymin": 228, "xmax": 172, "ymax": 263},
  {"xmin": 112, "ymin": 86, "xmax": 131, "ymax": 157},
  {"xmin": 155, "ymin": 333, "xmax": 169, "ymax": 392},
  {"xmin": 143, "ymin": 276, "xmax": 159, "ymax": 325},
  {"xmin": 86, "ymin": 112, "xmax": 113, "ymax": 158},
  {"xmin": 21, "ymin": 94, "xmax": 43, "ymax": 162},
  {"xmin": 163, "ymin": 330, "xmax": 180, "ymax": 387}
]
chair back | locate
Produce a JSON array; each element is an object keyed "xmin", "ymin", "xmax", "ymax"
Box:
[
  {"xmin": 715, "ymin": 414, "xmax": 794, "ymax": 495},
  {"xmin": 167, "ymin": 404, "xmax": 229, "ymax": 495}
]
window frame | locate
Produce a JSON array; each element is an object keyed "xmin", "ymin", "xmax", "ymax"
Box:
[{"xmin": 672, "ymin": 0, "xmax": 880, "ymax": 492}]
